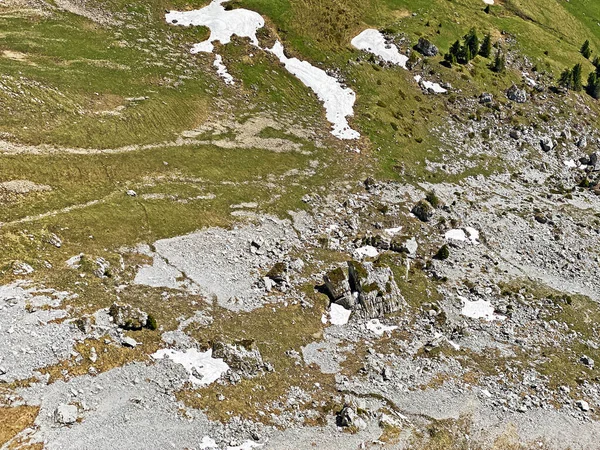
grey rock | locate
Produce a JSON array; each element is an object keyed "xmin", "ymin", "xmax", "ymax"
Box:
[
  {"xmin": 126, "ymin": 190, "xmax": 137, "ymax": 197},
  {"xmin": 337, "ymin": 405, "xmax": 366, "ymax": 429},
  {"xmin": 580, "ymin": 355, "xmax": 595, "ymax": 368},
  {"xmin": 121, "ymin": 336, "xmax": 138, "ymax": 348},
  {"xmin": 540, "ymin": 136, "xmax": 555, "ymax": 152},
  {"xmin": 576, "ymin": 400, "xmax": 590, "ymax": 412},
  {"xmin": 348, "ymin": 260, "xmax": 404, "ymax": 318},
  {"xmin": 509, "ymin": 129, "xmax": 522, "ymax": 140},
  {"xmin": 54, "ymin": 404, "xmax": 78, "ymax": 425},
  {"xmin": 109, "ymin": 303, "xmax": 148, "ymax": 330},
  {"xmin": 479, "ymin": 93, "xmax": 493, "ymax": 104},
  {"xmin": 415, "ymin": 37, "xmax": 438, "ymax": 57},
  {"xmin": 411, "ymin": 200, "xmax": 435, "ymax": 222},
  {"xmin": 323, "ymin": 267, "xmax": 354, "ymax": 309},
  {"xmin": 506, "ymin": 84, "xmax": 528, "ymax": 103},
  {"xmin": 577, "ymin": 135, "xmax": 588, "ymax": 149},
  {"xmin": 212, "ymin": 340, "xmax": 268, "ymax": 379}
]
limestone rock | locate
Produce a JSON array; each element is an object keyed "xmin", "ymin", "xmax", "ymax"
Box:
[
  {"xmin": 109, "ymin": 303, "xmax": 148, "ymax": 330},
  {"xmin": 411, "ymin": 200, "xmax": 435, "ymax": 222},
  {"xmin": 540, "ymin": 136, "xmax": 555, "ymax": 152},
  {"xmin": 415, "ymin": 37, "xmax": 438, "ymax": 57},
  {"xmin": 54, "ymin": 404, "xmax": 78, "ymax": 425},
  {"xmin": 506, "ymin": 84, "xmax": 528, "ymax": 103}
]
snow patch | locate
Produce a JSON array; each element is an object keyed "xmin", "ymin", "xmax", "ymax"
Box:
[
  {"xmin": 483, "ymin": 0, "xmax": 494, "ymax": 4},
  {"xmin": 351, "ymin": 29, "xmax": 408, "ymax": 69},
  {"xmin": 459, "ymin": 296, "xmax": 504, "ymax": 321},
  {"xmin": 268, "ymin": 41, "xmax": 359, "ymax": 140},
  {"xmin": 152, "ymin": 348, "xmax": 229, "ymax": 385},
  {"xmin": 414, "ymin": 75, "xmax": 447, "ymax": 93},
  {"xmin": 384, "ymin": 226, "xmax": 403, "ymax": 236},
  {"xmin": 214, "ymin": 54, "xmax": 234, "ymax": 84},
  {"xmin": 165, "ymin": 0, "xmax": 264, "ymax": 54},
  {"xmin": 329, "ymin": 303, "xmax": 352, "ymax": 325},
  {"xmin": 365, "ymin": 319, "xmax": 397, "ymax": 336},
  {"xmin": 564, "ymin": 159, "xmax": 577, "ymax": 168},
  {"xmin": 445, "ymin": 227, "xmax": 479, "ymax": 244},
  {"xmin": 166, "ymin": 1, "xmax": 360, "ymax": 140}
]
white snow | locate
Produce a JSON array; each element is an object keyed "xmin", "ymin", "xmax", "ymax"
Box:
[
  {"xmin": 351, "ymin": 29, "xmax": 408, "ymax": 69},
  {"xmin": 414, "ymin": 75, "xmax": 447, "ymax": 93},
  {"xmin": 329, "ymin": 303, "xmax": 352, "ymax": 325},
  {"xmin": 166, "ymin": 2, "xmax": 360, "ymax": 140},
  {"xmin": 214, "ymin": 54, "xmax": 234, "ymax": 84},
  {"xmin": 483, "ymin": 0, "xmax": 494, "ymax": 4},
  {"xmin": 445, "ymin": 227, "xmax": 479, "ymax": 244},
  {"xmin": 384, "ymin": 226, "xmax": 403, "ymax": 235},
  {"xmin": 459, "ymin": 296, "xmax": 504, "ymax": 321},
  {"xmin": 152, "ymin": 348, "xmax": 229, "ymax": 385},
  {"xmin": 269, "ymin": 41, "xmax": 359, "ymax": 140},
  {"xmin": 353, "ymin": 245, "xmax": 379, "ymax": 259},
  {"xmin": 365, "ymin": 319, "xmax": 397, "ymax": 336},
  {"xmin": 165, "ymin": 0, "xmax": 264, "ymax": 54},
  {"xmin": 564, "ymin": 159, "xmax": 577, "ymax": 168}
]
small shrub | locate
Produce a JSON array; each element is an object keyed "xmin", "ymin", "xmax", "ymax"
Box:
[
  {"xmin": 426, "ymin": 190, "xmax": 441, "ymax": 208},
  {"xmin": 434, "ymin": 244, "xmax": 450, "ymax": 260},
  {"xmin": 146, "ymin": 314, "xmax": 158, "ymax": 330}
]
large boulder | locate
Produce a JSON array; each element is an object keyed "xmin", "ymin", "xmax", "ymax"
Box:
[
  {"xmin": 411, "ymin": 200, "xmax": 435, "ymax": 222},
  {"xmin": 109, "ymin": 303, "xmax": 148, "ymax": 330},
  {"xmin": 415, "ymin": 38, "xmax": 438, "ymax": 57},
  {"xmin": 212, "ymin": 340, "xmax": 271, "ymax": 379},
  {"xmin": 54, "ymin": 404, "xmax": 78, "ymax": 425},
  {"xmin": 323, "ymin": 267, "xmax": 354, "ymax": 309},
  {"xmin": 348, "ymin": 261, "xmax": 404, "ymax": 318},
  {"xmin": 506, "ymin": 84, "xmax": 528, "ymax": 103},
  {"xmin": 322, "ymin": 261, "xmax": 404, "ymax": 319}
]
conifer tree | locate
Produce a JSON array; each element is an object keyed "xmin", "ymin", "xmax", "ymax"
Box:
[
  {"xmin": 490, "ymin": 48, "xmax": 505, "ymax": 73},
  {"xmin": 480, "ymin": 34, "xmax": 492, "ymax": 58},
  {"xmin": 581, "ymin": 40, "xmax": 592, "ymax": 59},
  {"xmin": 572, "ymin": 63, "xmax": 583, "ymax": 91},
  {"xmin": 463, "ymin": 28, "xmax": 480, "ymax": 60}
]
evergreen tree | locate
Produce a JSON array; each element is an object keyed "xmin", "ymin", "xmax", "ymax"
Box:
[
  {"xmin": 559, "ymin": 68, "xmax": 573, "ymax": 89},
  {"xmin": 480, "ymin": 34, "xmax": 492, "ymax": 58},
  {"xmin": 581, "ymin": 40, "xmax": 592, "ymax": 59},
  {"xmin": 490, "ymin": 48, "xmax": 505, "ymax": 73},
  {"xmin": 484, "ymin": 5, "xmax": 490, "ymax": 14},
  {"xmin": 587, "ymin": 72, "xmax": 600, "ymax": 99},
  {"xmin": 572, "ymin": 63, "xmax": 583, "ymax": 91},
  {"xmin": 463, "ymin": 28, "xmax": 480, "ymax": 60},
  {"xmin": 593, "ymin": 55, "xmax": 600, "ymax": 69}
]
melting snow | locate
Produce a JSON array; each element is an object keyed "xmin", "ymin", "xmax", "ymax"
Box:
[
  {"xmin": 365, "ymin": 319, "xmax": 397, "ymax": 336},
  {"xmin": 445, "ymin": 227, "xmax": 479, "ymax": 244},
  {"xmin": 165, "ymin": 0, "xmax": 264, "ymax": 54},
  {"xmin": 351, "ymin": 29, "xmax": 445, "ymax": 94},
  {"xmin": 269, "ymin": 41, "xmax": 359, "ymax": 139},
  {"xmin": 351, "ymin": 29, "xmax": 408, "ymax": 69},
  {"xmin": 414, "ymin": 75, "xmax": 447, "ymax": 93},
  {"xmin": 353, "ymin": 245, "xmax": 379, "ymax": 259},
  {"xmin": 214, "ymin": 54, "xmax": 234, "ymax": 84},
  {"xmin": 384, "ymin": 226, "xmax": 403, "ymax": 235},
  {"xmin": 459, "ymin": 296, "xmax": 504, "ymax": 321},
  {"xmin": 166, "ymin": 1, "xmax": 360, "ymax": 140},
  {"xmin": 152, "ymin": 348, "xmax": 229, "ymax": 385},
  {"xmin": 329, "ymin": 303, "xmax": 352, "ymax": 325}
]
